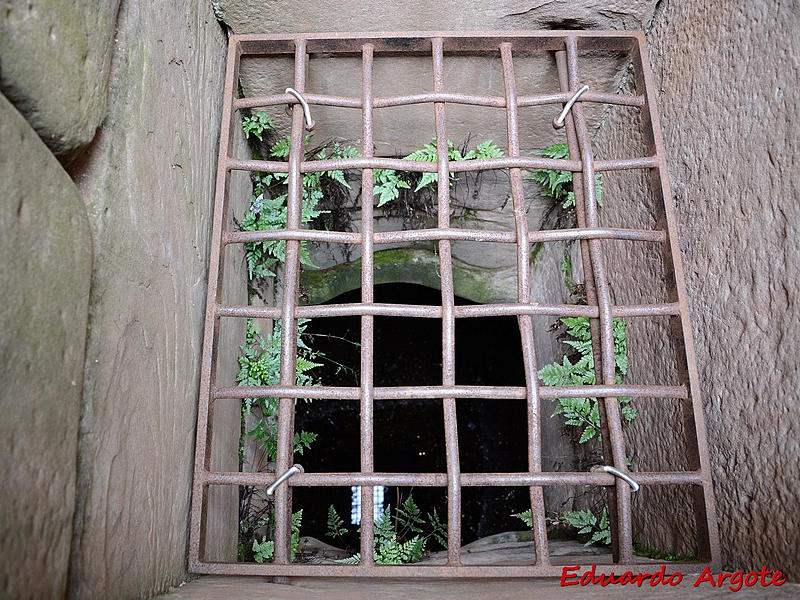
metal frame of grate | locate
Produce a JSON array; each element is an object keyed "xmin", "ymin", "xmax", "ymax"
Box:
[{"xmin": 189, "ymin": 30, "xmax": 720, "ymax": 578}]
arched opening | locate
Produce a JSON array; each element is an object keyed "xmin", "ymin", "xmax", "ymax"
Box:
[{"xmin": 293, "ymin": 282, "xmax": 533, "ymax": 548}]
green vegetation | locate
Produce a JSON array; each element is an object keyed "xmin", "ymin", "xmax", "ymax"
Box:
[
  {"xmin": 325, "ymin": 504, "xmax": 349, "ymax": 543},
  {"xmin": 538, "ymin": 316, "xmax": 637, "ymax": 444},
  {"xmin": 511, "ymin": 143, "xmax": 636, "ymax": 549},
  {"xmin": 252, "ymin": 509, "xmax": 303, "ymax": 563},
  {"xmin": 239, "ymin": 112, "xmax": 505, "ymax": 280},
  {"xmin": 334, "ymin": 494, "xmax": 448, "ymax": 565},
  {"xmin": 633, "ymin": 545, "xmax": 697, "ymax": 562},
  {"xmin": 236, "ymin": 319, "xmax": 321, "ymax": 462},
  {"xmin": 527, "ymin": 142, "xmax": 602, "ymax": 211}
]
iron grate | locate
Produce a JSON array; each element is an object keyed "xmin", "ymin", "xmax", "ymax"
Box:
[{"xmin": 189, "ymin": 30, "xmax": 720, "ymax": 578}]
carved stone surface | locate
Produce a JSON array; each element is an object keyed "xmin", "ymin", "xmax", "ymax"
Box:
[
  {"xmin": 64, "ymin": 0, "xmax": 242, "ymax": 597},
  {"xmin": 597, "ymin": 0, "xmax": 800, "ymax": 579}
]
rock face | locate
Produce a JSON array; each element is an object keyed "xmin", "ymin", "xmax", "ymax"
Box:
[
  {"xmin": 0, "ymin": 0, "xmax": 122, "ymax": 155},
  {"xmin": 0, "ymin": 93, "xmax": 92, "ymax": 599},
  {"xmin": 227, "ymin": 2, "xmax": 655, "ymax": 162},
  {"xmin": 64, "ymin": 0, "xmax": 242, "ymax": 597},
  {"xmin": 596, "ymin": 0, "xmax": 800, "ymax": 579},
  {"xmin": 215, "ymin": 0, "xmax": 659, "ymax": 34}
]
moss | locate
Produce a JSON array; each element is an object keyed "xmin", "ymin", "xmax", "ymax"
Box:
[
  {"xmin": 300, "ymin": 247, "xmax": 509, "ymax": 305},
  {"xmin": 372, "ymin": 248, "xmax": 417, "ymax": 266},
  {"xmin": 529, "ymin": 242, "xmax": 544, "ymax": 265},
  {"xmin": 632, "ymin": 545, "xmax": 697, "ymax": 562}
]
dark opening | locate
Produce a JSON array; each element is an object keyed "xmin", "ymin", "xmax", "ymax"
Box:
[{"xmin": 294, "ymin": 282, "xmax": 532, "ymax": 548}]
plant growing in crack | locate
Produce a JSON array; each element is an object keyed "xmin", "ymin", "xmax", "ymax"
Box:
[{"xmin": 510, "ymin": 142, "xmax": 636, "ymax": 548}]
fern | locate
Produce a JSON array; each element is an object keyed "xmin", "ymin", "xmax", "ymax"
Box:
[
  {"xmin": 561, "ymin": 508, "xmax": 611, "ymax": 547},
  {"xmin": 326, "ymin": 505, "xmax": 348, "ymax": 541},
  {"xmin": 237, "ymin": 319, "xmax": 321, "ymax": 461},
  {"xmin": 538, "ymin": 317, "xmax": 636, "ymax": 444},
  {"xmin": 252, "ymin": 538, "xmax": 274, "ymax": 563},
  {"xmin": 511, "ymin": 509, "xmax": 534, "ymax": 529},
  {"xmin": 337, "ymin": 493, "xmax": 444, "ymax": 564},
  {"xmin": 526, "ymin": 142, "xmax": 602, "ymax": 209},
  {"xmin": 402, "ymin": 139, "xmax": 504, "ymax": 192},
  {"xmin": 242, "ymin": 111, "xmax": 274, "ymax": 141},
  {"xmin": 251, "ymin": 509, "xmax": 304, "ymax": 563},
  {"xmin": 396, "ymin": 494, "xmax": 425, "ymax": 536},
  {"xmin": 373, "ymin": 168, "xmax": 411, "ymax": 207},
  {"xmin": 427, "ymin": 507, "xmax": 448, "ymax": 549}
]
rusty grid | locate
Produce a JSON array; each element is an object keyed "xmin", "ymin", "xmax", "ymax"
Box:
[{"xmin": 190, "ymin": 31, "xmax": 720, "ymax": 578}]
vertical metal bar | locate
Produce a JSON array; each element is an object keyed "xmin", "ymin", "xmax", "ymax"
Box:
[
  {"xmin": 564, "ymin": 36, "xmax": 634, "ymax": 562},
  {"xmin": 359, "ymin": 42, "xmax": 376, "ymax": 565},
  {"xmin": 499, "ymin": 42, "xmax": 550, "ymax": 567},
  {"xmin": 273, "ymin": 38, "xmax": 309, "ymax": 566},
  {"xmin": 554, "ymin": 49, "xmax": 620, "ymax": 562},
  {"xmin": 630, "ymin": 35, "xmax": 720, "ymax": 567},
  {"xmin": 189, "ymin": 36, "xmax": 240, "ymax": 568},
  {"xmin": 432, "ymin": 37, "xmax": 462, "ymax": 566}
]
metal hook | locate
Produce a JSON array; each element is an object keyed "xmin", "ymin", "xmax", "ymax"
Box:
[
  {"xmin": 285, "ymin": 87, "xmax": 315, "ymax": 130},
  {"xmin": 553, "ymin": 84, "xmax": 589, "ymax": 129},
  {"xmin": 594, "ymin": 465, "xmax": 640, "ymax": 492},
  {"xmin": 266, "ymin": 464, "xmax": 303, "ymax": 496}
]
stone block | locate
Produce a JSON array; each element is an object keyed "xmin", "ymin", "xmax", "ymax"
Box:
[
  {"xmin": 0, "ymin": 0, "xmax": 121, "ymax": 155},
  {"xmin": 0, "ymin": 92, "xmax": 91, "ymax": 599}
]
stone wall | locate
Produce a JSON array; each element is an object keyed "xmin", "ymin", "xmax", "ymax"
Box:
[
  {"xmin": 1, "ymin": 0, "xmax": 242, "ymax": 598},
  {"xmin": 65, "ymin": 0, "xmax": 241, "ymax": 597},
  {"xmin": 0, "ymin": 93, "xmax": 92, "ymax": 600},
  {"xmin": 597, "ymin": 0, "xmax": 799, "ymax": 578},
  {"xmin": 0, "ymin": 0, "xmax": 122, "ymax": 156}
]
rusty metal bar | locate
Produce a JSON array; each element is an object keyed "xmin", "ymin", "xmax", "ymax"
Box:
[
  {"xmin": 191, "ymin": 30, "xmax": 718, "ymax": 577},
  {"xmin": 191, "ymin": 560, "xmax": 705, "ymax": 578},
  {"xmin": 216, "ymin": 301, "xmax": 681, "ymax": 320},
  {"xmin": 500, "ymin": 41, "xmax": 549, "ymax": 567},
  {"xmin": 232, "ymin": 30, "xmax": 640, "ymax": 54},
  {"xmin": 272, "ymin": 38, "xmax": 309, "ymax": 566},
  {"xmin": 223, "ymin": 226, "xmax": 666, "ymax": 246},
  {"xmin": 226, "ymin": 155, "xmax": 660, "ymax": 174},
  {"xmin": 554, "ymin": 47, "xmax": 622, "ymax": 562},
  {"xmin": 358, "ymin": 42, "xmax": 376, "ymax": 565},
  {"xmin": 564, "ymin": 36, "xmax": 634, "ymax": 563},
  {"xmin": 188, "ymin": 36, "xmax": 240, "ymax": 571},
  {"xmin": 432, "ymin": 37, "xmax": 462, "ymax": 566},
  {"xmin": 206, "ymin": 470, "xmax": 703, "ymax": 488},
  {"xmin": 218, "ymin": 384, "xmax": 688, "ymax": 401},
  {"xmin": 630, "ymin": 35, "xmax": 720, "ymax": 567},
  {"xmin": 234, "ymin": 90, "xmax": 644, "ymax": 111}
]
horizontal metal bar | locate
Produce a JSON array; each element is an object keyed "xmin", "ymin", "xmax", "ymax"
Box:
[
  {"xmin": 223, "ymin": 227, "xmax": 666, "ymax": 246},
  {"xmin": 223, "ymin": 229, "xmax": 360, "ymax": 245},
  {"xmin": 203, "ymin": 470, "xmax": 703, "ymax": 488},
  {"xmin": 216, "ymin": 384, "xmax": 687, "ymax": 400},
  {"xmin": 226, "ymin": 156, "xmax": 660, "ymax": 174},
  {"xmin": 233, "ymin": 30, "xmax": 642, "ymax": 55},
  {"xmin": 235, "ymin": 92, "xmax": 362, "ymax": 110},
  {"xmin": 216, "ymin": 302, "xmax": 681, "ymax": 320},
  {"xmin": 191, "ymin": 560, "xmax": 705, "ymax": 578},
  {"xmin": 235, "ymin": 90, "xmax": 645, "ymax": 111}
]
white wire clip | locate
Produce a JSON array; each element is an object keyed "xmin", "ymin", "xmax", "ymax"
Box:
[
  {"xmin": 266, "ymin": 464, "xmax": 303, "ymax": 496},
  {"xmin": 594, "ymin": 465, "xmax": 640, "ymax": 492},
  {"xmin": 553, "ymin": 84, "xmax": 589, "ymax": 129},
  {"xmin": 285, "ymin": 87, "xmax": 315, "ymax": 130}
]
